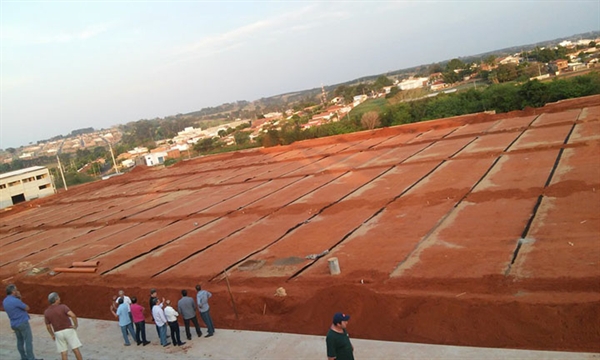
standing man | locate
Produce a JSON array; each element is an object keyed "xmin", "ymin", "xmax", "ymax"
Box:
[
  {"xmin": 44, "ymin": 292, "xmax": 83, "ymax": 360},
  {"xmin": 195, "ymin": 284, "xmax": 215, "ymax": 337},
  {"xmin": 326, "ymin": 312, "xmax": 354, "ymax": 360},
  {"xmin": 115, "ymin": 290, "xmax": 132, "ymax": 322},
  {"xmin": 149, "ymin": 289, "xmax": 160, "ymax": 339},
  {"xmin": 151, "ymin": 297, "xmax": 170, "ymax": 347},
  {"xmin": 110, "ymin": 297, "xmax": 136, "ymax": 346},
  {"xmin": 3, "ymin": 284, "xmax": 41, "ymax": 360},
  {"xmin": 164, "ymin": 300, "xmax": 185, "ymax": 346},
  {"xmin": 129, "ymin": 297, "xmax": 150, "ymax": 346},
  {"xmin": 177, "ymin": 289, "xmax": 202, "ymax": 340}
]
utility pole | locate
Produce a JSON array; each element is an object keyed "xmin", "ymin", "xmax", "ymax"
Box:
[
  {"xmin": 107, "ymin": 142, "xmax": 119, "ymax": 174},
  {"xmin": 56, "ymin": 155, "xmax": 68, "ymax": 191},
  {"xmin": 101, "ymin": 136, "xmax": 120, "ymax": 174}
]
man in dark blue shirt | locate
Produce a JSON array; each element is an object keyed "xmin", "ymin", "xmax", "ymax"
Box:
[{"xmin": 3, "ymin": 284, "xmax": 42, "ymax": 360}]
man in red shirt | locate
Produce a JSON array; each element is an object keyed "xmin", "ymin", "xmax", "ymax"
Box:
[
  {"xmin": 130, "ymin": 297, "xmax": 150, "ymax": 346},
  {"xmin": 44, "ymin": 292, "xmax": 83, "ymax": 360}
]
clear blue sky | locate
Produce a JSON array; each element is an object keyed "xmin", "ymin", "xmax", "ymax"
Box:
[{"xmin": 1, "ymin": 1, "xmax": 599, "ymax": 149}]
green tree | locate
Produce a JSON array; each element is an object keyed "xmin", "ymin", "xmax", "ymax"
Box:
[
  {"xmin": 484, "ymin": 55, "xmax": 497, "ymax": 66},
  {"xmin": 234, "ymin": 131, "xmax": 250, "ymax": 145},
  {"xmin": 373, "ymin": 75, "xmax": 393, "ymax": 91},
  {"xmin": 496, "ymin": 64, "xmax": 519, "ymax": 83},
  {"xmin": 481, "ymin": 83, "xmax": 521, "ymax": 112},
  {"xmin": 446, "ymin": 58, "xmax": 466, "ymax": 71}
]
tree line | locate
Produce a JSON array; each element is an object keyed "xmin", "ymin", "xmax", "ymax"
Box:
[{"xmin": 247, "ymin": 72, "xmax": 600, "ymax": 148}]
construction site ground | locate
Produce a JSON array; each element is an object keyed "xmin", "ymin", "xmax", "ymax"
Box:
[
  {"xmin": 1, "ymin": 312, "xmax": 598, "ymax": 360},
  {"xmin": 1, "ymin": 95, "xmax": 599, "ymax": 354}
]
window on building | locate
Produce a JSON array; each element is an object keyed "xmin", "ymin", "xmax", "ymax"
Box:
[
  {"xmin": 22, "ymin": 176, "xmax": 35, "ymax": 183},
  {"xmin": 36, "ymin": 174, "xmax": 48, "ymax": 180},
  {"xmin": 39, "ymin": 184, "xmax": 51, "ymax": 190},
  {"xmin": 0, "ymin": 184, "xmax": 6, "ymax": 189},
  {"xmin": 8, "ymin": 180, "xmax": 20, "ymax": 187}
]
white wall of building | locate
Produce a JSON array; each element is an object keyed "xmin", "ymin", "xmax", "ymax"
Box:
[
  {"xmin": 0, "ymin": 166, "xmax": 55, "ymax": 209},
  {"xmin": 144, "ymin": 152, "xmax": 168, "ymax": 166}
]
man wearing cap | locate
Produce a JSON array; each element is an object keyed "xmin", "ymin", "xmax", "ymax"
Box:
[{"xmin": 326, "ymin": 312, "xmax": 354, "ymax": 360}]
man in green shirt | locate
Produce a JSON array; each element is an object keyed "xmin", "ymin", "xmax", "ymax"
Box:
[{"xmin": 326, "ymin": 312, "xmax": 354, "ymax": 360}]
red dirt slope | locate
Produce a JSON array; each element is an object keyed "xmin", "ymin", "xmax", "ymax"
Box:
[{"xmin": 1, "ymin": 95, "xmax": 599, "ymax": 352}]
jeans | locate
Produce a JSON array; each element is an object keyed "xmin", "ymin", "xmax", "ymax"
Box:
[
  {"xmin": 183, "ymin": 316, "xmax": 202, "ymax": 339},
  {"xmin": 12, "ymin": 321, "xmax": 35, "ymax": 360},
  {"xmin": 200, "ymin": 310, "xmax": 215, "ymax": 334},
  {"xmin": 168, "ymin": 321, "xmax": 182, "ymax": 345},
  {"xmin": 120, "ymin": 322, "xmax": 135, "ymax": 345},
  {"xmin": 134, "ymin": 321, "xmax": 147, "ymax": 343},
  {"xmin": 157, "ymin": 324, "xmax": 168, "ymax": 345}
]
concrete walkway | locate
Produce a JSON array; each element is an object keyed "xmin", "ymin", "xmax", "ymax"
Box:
[{"xmin": 1, "ymin": 313, "xmax": 598, "ymax": 359}]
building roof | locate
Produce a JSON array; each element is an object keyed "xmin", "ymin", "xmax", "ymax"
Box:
[{"xmin": 0, "ymin": 166, "xmax": 47, "ymax": 180}]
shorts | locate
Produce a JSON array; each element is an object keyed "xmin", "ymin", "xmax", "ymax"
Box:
[{"xmin": 54, "ymin": 328, "xmax": 82, "ymax": 353}]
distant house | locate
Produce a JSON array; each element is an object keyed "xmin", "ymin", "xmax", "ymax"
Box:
[
  {"xmin": 144, "ymin": 151, "xmax": 167, "ymax": 166},
  {"xmin": 497, "ymin": 55, "xmax": 520, "ymax": 65},
  {"xmin": 398, "ymin": 77, "xmax": 428, "ymax": 90},
  {"xmin": 549, "ymin": 59, "xmax": 569, "ymax": 73},
  {"xmin": 330, "ymin": 96, "xmax": 343, "ymax": 104},
  {"xmin": 263, "ymin": 112, "xmax": 283, "ymax": 120},
  {"xmin": 430, "ymin": 81, "xmax": 446, "ymax": 91},
  {"xmin": 352, "ymin": 94, "xmax": 367, "ymax": 106}
]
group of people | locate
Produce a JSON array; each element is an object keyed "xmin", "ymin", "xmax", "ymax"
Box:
[
  {"xmin": 3, "ymin": 284, "xmax": 82, "ymax": 360},
  {"xmin": 109, "ymin": 284, "xmax": 216, "ymax": 348},
  {"xmin": 4, "ymin": 283, "xmax": 356, "ymax": 360}
]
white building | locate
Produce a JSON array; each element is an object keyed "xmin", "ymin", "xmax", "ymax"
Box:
[
  {"xmin": 144, "ymin": 152, "xmax": 168, "ymax": 166},
  {"xmin": 398, "ymin": 77, "xmax": 428, "ymax": 90},
  {"xmin": 0, "ymin": 166, "xmax": 55, "ymax": 209}
]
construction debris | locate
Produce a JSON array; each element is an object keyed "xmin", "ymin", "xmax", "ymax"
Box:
[
  {"xmin": 275, "ymin": 287, "xmax": 287, "ymax": 297},
  {"xmin": 306, "ymin": 249, "xmax": 329, "ymax": 260}
]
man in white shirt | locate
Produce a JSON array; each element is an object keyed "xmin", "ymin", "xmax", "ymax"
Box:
[
  {"xmin": 151, "ymin": 298, "xmax": 170, "ymax": 347},
  {"xmin": 164, "ymin": 300, "xmax": 185, "ymax": 346},
  {"xmin": 116, "ymin": 290, "xmax": 132, "ymax": 323}
]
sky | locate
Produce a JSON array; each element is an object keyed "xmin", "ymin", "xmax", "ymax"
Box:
[{"xmin": 1, "ymin": 1, "xmax": 599, "ymax": 150}]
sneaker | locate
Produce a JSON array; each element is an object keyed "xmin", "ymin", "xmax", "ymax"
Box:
[
  {"xmin": 205, "ymin": 333, "xmax": 213, "ymax": 338},
  {"xmin": 124, "ymin": 343, "xmax": 131, "ymax": 346},
  {"xmin": 137, "ymin": 342, "xmax": 142, "ymax": 346},
  {"xmin": 163, "ymin": 342, "xmax": 171, "ymax": 347},
  {"xmin": 187, "ymin": 336, "xmax": 192, "ymax": 340},
  {"xmin": 179, "ymin": 342, "xmax": 186, "ymax": 346},
  {"xmin": 143, "ymin": 341, "xmax": 151, "ymax": 346}
]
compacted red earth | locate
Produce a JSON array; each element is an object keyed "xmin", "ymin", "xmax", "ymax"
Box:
[{"xmin": 1, "ymin": 95, "xmax": 599, "ymax": 352}]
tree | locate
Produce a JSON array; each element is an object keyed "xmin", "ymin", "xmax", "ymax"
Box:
[
  {"xmin": 428, "ymin": 63, "xmax": 443, "ymax": 74},
  {"xmin": 484, "ymin": 55, "xmax": 497, "ymax": 66},
  {"xmin": 218, "ymin": 129, "xmax": 227, "ymax": 138},
  {"xmin": 194, "ymin": 137, "xmax": 217, "ymax": 153},
  {"xmin": 496, "ymin": 63, "xmax": 518, "ymax": 83},
  {"xmin": 443, "ymin": 71, "xmax": 461, "ymax": 84},
  {"xmin": 361, "ymin": 111, "xmax": 380, "ymax": 130},
  {"xmin": 373, "ymin": 75, "xmax": 393, "ymax": 91},
  {"xmin": 233, "ymin": 131, "xmax": 250, "ymax": 145},
  {"xmin": 446, "ymin": 58, "xmax": 466, "ymax": 72}
]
